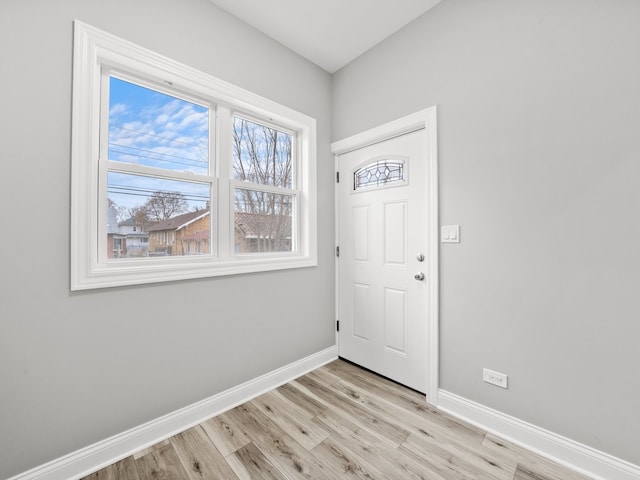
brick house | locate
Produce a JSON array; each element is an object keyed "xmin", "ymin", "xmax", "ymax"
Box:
[
  {"xmin": 234, "ymin": 211, "xmax": 292, "ymax": 253},
  {"xmin": 145, "ymin": 208, "xmax": 291, "ymax": 256},
  {"xmin": 147, "ymin": 209, "xmax": 210, "ymax": 256}
]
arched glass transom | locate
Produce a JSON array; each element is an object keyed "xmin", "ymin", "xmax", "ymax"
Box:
[{"xmin": 353, "ymin": 159, "xmax": 405, "ymax": 191}]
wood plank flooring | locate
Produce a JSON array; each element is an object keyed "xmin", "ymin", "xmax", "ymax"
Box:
[{"xmin": 82, "ymin": 360, "xmax": 593, "ymax": 480}]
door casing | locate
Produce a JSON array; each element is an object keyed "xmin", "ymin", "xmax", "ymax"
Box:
[{"xmin": 331, "ymin": 106, "xmax": 439, "ymax": 405}]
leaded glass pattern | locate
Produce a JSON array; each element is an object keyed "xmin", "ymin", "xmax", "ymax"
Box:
[{"xmin": 354, "ymin": 159, "xmax": 405, "ymax": 191}]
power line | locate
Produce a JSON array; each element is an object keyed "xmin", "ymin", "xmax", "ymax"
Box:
[
  {"xmin": 111, "ymin": 125, "xmax": 207, "ymax": 149},
  {"xmin": 110, "ymin": 141, "xmax": 207, "ymax": 163},
  {"xmin": 108, "ymin": 183, "xmax": 210, "ymax": 202},
  {"xmin": 109, "ymin": 146, "xmax": 208, "ymax": 171}
]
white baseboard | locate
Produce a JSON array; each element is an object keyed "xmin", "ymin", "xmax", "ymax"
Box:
[
  {"xmin": 438, "ymin": 389, "xmax": 640, "ymax": 480},
  {"xmin": 9, "ymin": 346, "xmax": 338, "ymax": 480}
]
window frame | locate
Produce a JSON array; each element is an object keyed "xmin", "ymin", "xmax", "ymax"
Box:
[
  {"xmin": 71, "ymin": 21, "xmax": 317, "ymax": 290},
  {"xmin": 100, "ymin": 68, "xmax": 217, "ymax": 265},
  {"xmin": 230, "ymin": 113, "xmax": 300, "ymax": 255}
]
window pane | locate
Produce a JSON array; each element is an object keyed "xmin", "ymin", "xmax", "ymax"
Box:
[
  {"xmin": 233, "ymin": 116, "xmax": 293, "ymax": 188},
  {"xmin": 234, "ymin": 189, "xmax": 293, "ymax": 253},
  {"xmin": 354, "ymin": 159, "xmax": 405, "ymax": 191},
  {"xmin": 107, "ymin": 172, "xmax": 211, "ymax": 258},
  {"xmin": 108, "ymin": 77, "xmax": 209, "ymax": 174}
]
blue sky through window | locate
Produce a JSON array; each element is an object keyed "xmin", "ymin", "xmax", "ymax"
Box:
[
  {"xmin": 107, "ymin": 172, "xmax": 210, "ymax": 214},
  {"xmin": 106, "ymin": 77, "xmax": 211, "ymax": 215},
  {"xmin": 108, "ymin": 76, "xmax": 209, "ymax": 173}
]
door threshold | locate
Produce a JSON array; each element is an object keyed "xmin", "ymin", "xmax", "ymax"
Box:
[{"xmin": 338, "ymin": 356, "xmax": 427, "ymax": 396}]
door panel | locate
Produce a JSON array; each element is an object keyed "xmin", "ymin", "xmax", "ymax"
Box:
[
  {"xmin": 352, "ymin": 205, "xmax": 370, "ymax": 262},
  {"xmin": 384, "ymin": 201, "xmax": 407, "ymax": 266},
  {"xmin": 352, "ymin": 283, "xmax": 371, "ymax": 341},
  {"xmin": 384, "ymin": 287, "xmax": 407, "ymax": 354}
]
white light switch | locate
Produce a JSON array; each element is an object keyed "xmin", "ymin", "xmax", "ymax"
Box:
[{"xmin": 441, "ymin": 225, "xmax": 460, "ymax": 243}]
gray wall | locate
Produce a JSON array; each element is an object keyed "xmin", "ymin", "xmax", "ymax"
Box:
[
  {"xmin": 0, "ymin": 1, "xmax": 334, "ymax": 478},
  {"xmin": 333, "ymin": 0, "xmax": 640, "ymax": 466}
]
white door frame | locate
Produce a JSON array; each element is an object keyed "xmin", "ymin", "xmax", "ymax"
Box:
[{"xmin": 331, "ymin": 106, "xmax": 439, "ymax": 405}]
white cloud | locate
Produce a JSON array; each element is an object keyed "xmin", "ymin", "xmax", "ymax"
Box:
[
  {"xmin": 109, "ymin": 91, "xmax": 209, "ymax": 173},
  {"xmin": 109, "ymin": 103, "xmax": 126, "ymax": 117}
]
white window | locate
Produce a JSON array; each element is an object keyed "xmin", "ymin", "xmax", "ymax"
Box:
[
  {"xmin": 232, "ymin": 115, "xmax": 297, "ymax": 254},
  {"xmin": 71, "ymin": 21, "xmax": 317, "ymax": 290}
]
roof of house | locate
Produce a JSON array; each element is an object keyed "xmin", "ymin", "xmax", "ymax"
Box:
[
  {"xmin": 145, "ymin": 209, "xmax": 290, "ymax": 238},
  {"xmin": 235, "ymin": 211, "xmax": 292, "ymax": 239},
  {"xmin": 119, "ymin": 215, "xmax": 153, "ymax": 228},
  {"xmin": 147, "ymin": 209, "xmax": 209, "ymax": 232}
]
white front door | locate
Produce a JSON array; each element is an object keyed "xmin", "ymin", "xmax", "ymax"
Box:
[{"xmin": 337, "ymin": 128, "xmax": 432, "ymax": 393}]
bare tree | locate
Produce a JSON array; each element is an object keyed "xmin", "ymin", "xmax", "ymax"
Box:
[
  {"xmin": 126, "ymin": 204, "xmax": 151, "ymax": 225},
  {"xmin": 108, "ymin": 198, "xmax": 128, "ymax": 223},
  {"xmin": 233, "ymin": 118, "xmax": 292, "ymax": 188},
  {"xmin": 144, "ymin": 191, "xmax": 188, "ymax": 222},
  {"xmin": 233, "ymin": 118, "xmax": 293, "ymax": 252}
]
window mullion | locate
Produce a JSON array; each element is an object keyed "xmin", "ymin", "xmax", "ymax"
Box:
[
  {"xmin": 217, "ymin": 106, "xmax": 232, "ymax": 260},
  {"xmin": 209, "ymin": 106, "xmax": 218, "ymax": 260}
]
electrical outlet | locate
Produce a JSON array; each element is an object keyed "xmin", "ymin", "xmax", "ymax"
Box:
[{"xmin": 483, "ymin": 368, "xmax": 508, "ymax": 389}]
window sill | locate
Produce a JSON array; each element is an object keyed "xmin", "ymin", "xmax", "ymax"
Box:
[{"xmin": 72, "ymin": 255, "xmax": 317, "ymax": 290}]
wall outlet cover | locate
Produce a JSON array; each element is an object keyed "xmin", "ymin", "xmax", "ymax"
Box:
[{"xmin": 483, "ymin": 368, "xmax": 508, "ymax": 389}]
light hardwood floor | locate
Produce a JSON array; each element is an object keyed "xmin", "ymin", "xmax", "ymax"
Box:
[{"xmin": 82, "ymin": 359, "xmax": 592, "ymax": 480}]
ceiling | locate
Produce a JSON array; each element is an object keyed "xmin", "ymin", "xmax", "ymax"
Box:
[{"xmin": 207, "ymin": 0, "xmax": 443, "ymax": 73}]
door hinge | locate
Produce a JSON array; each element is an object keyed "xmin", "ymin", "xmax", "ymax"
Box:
[
  {"xmin": 336, "ymin": 246, "xmax": 340, "ymax": 257},
  {"xmin": 336, "ymin": 320, "xmax": 340, "ymax": 332},
  {"xmin": 336, "ymin": 171, "xmax": 340, "ymax": 183}
]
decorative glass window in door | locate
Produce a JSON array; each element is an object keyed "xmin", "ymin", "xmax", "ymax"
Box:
[{"xmin": 353, "ymin": 159, "xmax": 406, "ymax": 191}]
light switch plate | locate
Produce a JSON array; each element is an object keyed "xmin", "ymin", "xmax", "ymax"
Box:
[{"xmin": 441, "ymin": 225, "xmax": 460, "ymax": 243}]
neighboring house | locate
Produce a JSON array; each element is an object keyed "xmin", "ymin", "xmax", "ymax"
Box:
[
  {"xmin": 234, "ymin": 211, "xmax": 292, "ymax": 253},
  {"xmin": 147, "ymin": 209, "xmax": 210, "ymax": 256},
  {"xmin": 145, "ymin": 209, "xmax": 291, "ymax": 256},
  {"xmin": 117, "ymin": 215, "xmax": 151, "ymax": 258},
  {"xmin": 106, "ymin": 209, "xmax": 151, "ymax": 259}
]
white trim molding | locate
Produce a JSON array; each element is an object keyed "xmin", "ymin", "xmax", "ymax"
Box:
[
  {"xmin": 331, "ymin": 106, "xmax": 439, "ymax": 406},
  {"xmin": 331, "ymin": 109, "xmax": 436, "ymax": 154},
  {"xmin": 438, "ymin": 390, "xmax": 640, "ymax": 480},
  {"xmin": 8, "ymin": 347, "xmax": 338, "ymax": 480}
]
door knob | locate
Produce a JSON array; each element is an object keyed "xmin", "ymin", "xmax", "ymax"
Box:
[
  {"xmin": 414, "ymin": 272, "xmax": 425, "ymax": 281},
  {"xmin": 416, "ymin": 253, "xmax": 425, "ymax": 262}
]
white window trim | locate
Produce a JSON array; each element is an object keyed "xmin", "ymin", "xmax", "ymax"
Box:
[{"xmin": 71, "ymin": 21, "xmax": 317, "ymax": 290}]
